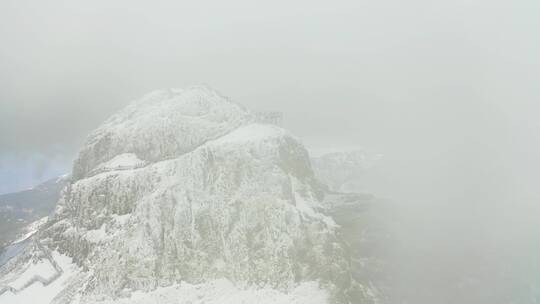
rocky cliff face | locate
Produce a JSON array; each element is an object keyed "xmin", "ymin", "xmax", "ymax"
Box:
[{"xmin": 1, "ymin": 86, "xmax": 364, "ymax": 304}]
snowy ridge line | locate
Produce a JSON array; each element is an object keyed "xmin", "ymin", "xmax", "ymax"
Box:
[
  {"xmin": 80, "ymin": 122, "xmax": 249, "ymax": 180},
  {"xmin": 80, "ymin": 122, "xmax": 280, "ymax": 181},
  {"xmin": 0, "ymin": 240, "xmax": 63, "ymax": 296},
  {"xmin": 86, "ymin": 163, "xmax": 147, "ymax": 178},
  {"xmin": 72, "ymin": 85, "xmax": 254, "ymax": 181},
  {"xmin": 12, "ymin": 216, "xmax": 49, "ymax": 244}
]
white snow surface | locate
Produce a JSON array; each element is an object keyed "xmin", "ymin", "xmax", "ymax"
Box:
[
  {"xmin": 93, "ymin": 153, "xmax": 146, "ymax": 171},
  {"xmin": 7, "ymin": 260, "xmax": 56, "ymax": 290},
  {"xmin": 82, "ymin": 280, "xmax": 328, "ymax": 304},
  {"xmin": 0, "ymin": 252, "xmax": 80, "ymax": 304}
]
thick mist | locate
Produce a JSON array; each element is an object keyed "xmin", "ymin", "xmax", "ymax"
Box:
[{"xmin": 1, "ymin": 0, "xmax": 539, "ymax": 303}]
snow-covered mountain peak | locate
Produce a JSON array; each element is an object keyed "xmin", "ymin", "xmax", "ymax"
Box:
[
  {"xmin": 1, "ymin": 87, "xmax": 366, "ymax": 304},
  {"xmin": 73, "ymin": 86, "xmax": 253, "ymax": 180},
  {"xmin": 132, "ymin": 85, "xmax": 240, "ymax": 110}
]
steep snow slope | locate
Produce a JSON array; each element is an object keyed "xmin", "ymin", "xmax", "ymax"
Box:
[
  {"xmin": 0, "ymin": 247, "xmax": 81, "ymax": 304},
  {"xmin": 1, "ymin": 86, "xmax": 364, "ymax": 304},
  {"xmin": 87, "ymin": 279, "xmax": 329, "ymax": 304}
]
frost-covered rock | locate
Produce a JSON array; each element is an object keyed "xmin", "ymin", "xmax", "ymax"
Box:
[
  {"xmin": 1, "ymin": 86, "xmax": 363, "ymax": 304},
  {"xmin": 73, "ymin": 85, "xmax": 253, "ymax": 180}
]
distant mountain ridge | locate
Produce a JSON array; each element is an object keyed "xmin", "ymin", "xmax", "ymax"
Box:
[
  {"xmin": 0, "ymin": 175, "xmax": 69, "ymax": 251},
  {"xmin": 311, "ymin": 150, "xmax": 382, "ymax": 193}
]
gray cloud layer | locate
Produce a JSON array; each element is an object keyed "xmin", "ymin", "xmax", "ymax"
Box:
[{"xmin": 1, "ymin": 0, "xmax": 537, "ymax": 157}]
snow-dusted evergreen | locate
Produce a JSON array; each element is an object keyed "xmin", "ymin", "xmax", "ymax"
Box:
[{"xmin": 0, "ymin": 86, "xmax": 367, "ymax": 304}]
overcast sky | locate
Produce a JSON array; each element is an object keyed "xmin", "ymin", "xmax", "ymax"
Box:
[{"xmin": 0, "ymin": 0, "xmax": 539, "ymax": 197}]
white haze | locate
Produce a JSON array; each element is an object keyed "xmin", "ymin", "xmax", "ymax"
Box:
[{"xmin": 0, "ymin": 0, "xmax": 539, "ymax": 303}]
